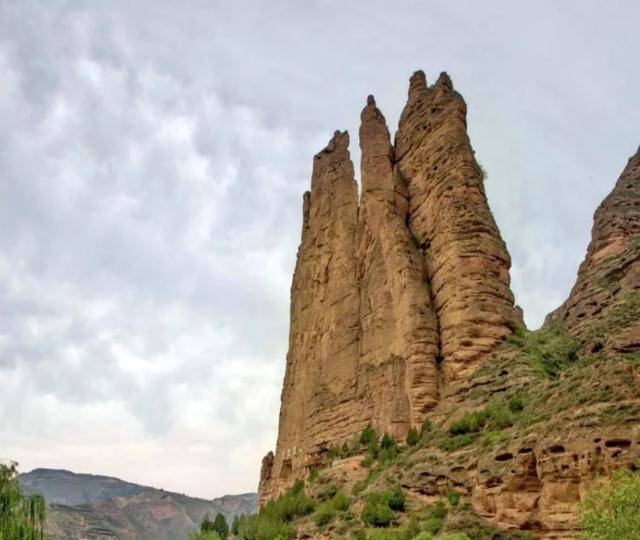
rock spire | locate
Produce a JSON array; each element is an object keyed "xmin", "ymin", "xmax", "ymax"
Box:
[{"xmin": 260, "ymin": 71, "xmax": 518, "ymax": 503}]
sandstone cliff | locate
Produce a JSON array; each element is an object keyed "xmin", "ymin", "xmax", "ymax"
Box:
[
  {"xmin": 549, "ymin": 146, "xmax": 640, "ymax": 354},
  {"xmin": 260, "ymin": 71, "xmax": 518, "ymax": 506},
  {"xmin": 258, "ymin": 71, "xmax": 639, "ymax": 539}
]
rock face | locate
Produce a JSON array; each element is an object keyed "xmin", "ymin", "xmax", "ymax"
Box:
[
  {"xmin": 260, "ymin": 71, "xmax": 518, "ymax": 503},
  {"xmin": 549, "ymin": 147, "xmax": 640, "ymax": 353},
  {"xmin": 395, "ymin": 71, "xmax": 518, "ymax": 381}
]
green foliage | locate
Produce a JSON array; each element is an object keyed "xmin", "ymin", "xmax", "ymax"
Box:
[
  {"xmin": 212, "ymin": 513, "xmax": 229, "ymax": 538},
  {"xmin": 361, "ymin": 493, "xmax": 396, "ymax": 528},
  {"xmin": 580, "ymin": 467, "xmax": 640, "ymax": 539},
  {"xmin": 378, "ymin": 446, "xmax": 398, "ymax": 465},
  {"xmin": 422, "ymin": 500, "xmax": 447, "ymax": 536},
  {"xmin": 506, "ymin": 324, "xmax": 579, "ymax": 378},
  {"xmin": 387, "ymin": 486, "xmax": 405, "ymax": 512},
  {"xmin": 0, "ymin": 461, "xmax": 46, "ymax": 540},
  {"xmin": 316, "ymin": 481, "xmax": 338, "ymax": 501},
  {"xmin": 308, "ymin": 468, "xmax": 319, "ymax": 484},
  {"xmin": 406, "ymin": 427, "xmax": 420, "ymax": 446},
  {"xmin": 420, "ymin": 419, "xmax": 432, "ymax": 439},
  {"xmin": 361, "ymin": 454, "xmax": 375, "ymax": 468},
  {"xmin": 381, "ymin": 433, "xmax": 395, "ymax": 450},
  {"xmin": 360, "ymin": 487, "xmax": 405, "ymax": 528},
  {"xmin": 352, "ymin": 480, "xmax": 366, "ymax": 496},
  {"xmin": 313, "ymin": 502, "xmax": 337, "ymax": 527},
  {"xmin": 231, "ymin": 515, "xmax": 240, "ymax": 535},
  {"xmin": 508, "ymin": 394, "xmax": 524, "ymax": 413},
  {"xmin": 436, "ymin": 534, "xmax": 470, "ymax": 540},
  {"xmin": 438, "ymin": 433, "xmax": 478, "ymax": 451},
  {"xmin": 235, "ymin": 482, "xmax": 314, "ymax": 540},
  {"xmin": 189, "ymin": 531, "xmax": 221, "ymax": 540},
  {"xmin": 445, "ymin": 491, "xmax": 460, "ymax": 507},
  {"xmin": 331, "ymin": 490, "xmax": 352, "ymax": 512},
  {"xmin": 360, "ymin": 424, "xmax": 378, "ymax": 446}
]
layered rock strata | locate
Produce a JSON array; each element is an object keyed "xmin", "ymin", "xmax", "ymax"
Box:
[
  {"xmin": 550, "ymin": 147, "xmax": 640, "ymax": 352},
  {"xmin": 260, "ymin": 72, "xmax": 518, "ymax": 504},
  {"xmin": 395, "ymin": 71, "xmax": 518, "ymax": 381}
]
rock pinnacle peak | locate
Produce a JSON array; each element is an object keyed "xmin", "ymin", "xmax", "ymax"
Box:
[
  {"xmin": 367, "ymin": 94, "xmax": 376, "ymax": 106},
  {"xmin": 435, "ymin": 71, "xmax": 453, "ymax": 90},
  {"xmin": 408, "ymin": 70, "xmax": 427, "ymax": 100}
]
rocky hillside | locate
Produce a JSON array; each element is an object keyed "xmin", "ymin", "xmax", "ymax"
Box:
[
  {"xmin": 18, "ymin": 468, "xmax": 257, "ymax": 540},
  {"xmin": 257, "ymin": 70, "xmax": 640, "ymax": 538}
]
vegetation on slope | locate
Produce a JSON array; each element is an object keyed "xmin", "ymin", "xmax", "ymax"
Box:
[{"xmin": 0, "ymin": 462, "xmax": 46, "ymax": 540}]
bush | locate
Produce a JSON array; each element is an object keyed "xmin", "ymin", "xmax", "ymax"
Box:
[
  {"xmin": 316, "ymin": 481, "xmax": 338, "ymax": 501},
  {"xmin": 332, "ymin": 490, "xmax": 351, "ymax": 511},
  {"xmin": 411, "ymin": 533, "xmax": 432, "ymax": 540},
  {"xmin": 422, "ymin": 500, "xmax": 447, "ymax": 535},
  {"xmin": 308, "ymin": 468, "xmax": 319, "ymax": 483},
  {"xmin": 360, "ymin": 424, "xmax": 378, "ymax": 446},
  {"xmin": 439, "ymin": 433, "xmax": 478, "ymax": 451},
  {"xmin": 508, "ymin": 394, "xmax": 524, "ymax": 413},
  {"xmin": 387, "ymin": 486, "xmax": 405, "ymax": 511},
  {"xmin": 406, "ymin": 427, "xmax": 420, "ymax": 446},
  {"xmin": 446, "ymin": 491, "xmax": 460, "ymax": 507},
  {"xmin": 189, "ymin": 532, "xmax": 221, "ymax": 540},
  {"xmin": 362, "ymin": 454, "xmax": 375, "ymax": 468},
  {"xmin": 420, "ymin": 419, "xmax": 432, "ymax": 439},
  {"xmin": 580, "ymin": 467, "xmax": 640, "ymax": 539},
  {"xmin": 378, "ymin": 446, "xmax": 398, "ymax": 465},
  {"xmin": 361, "ymin": 493, "xmax": 396, "ymax": 528},
  {"xmin": 352, "ymin": 480, "xmax": 365, "ymax": 496},
  {"xmin": 381, "ymin": 433, "xmax": 396, "ymax": 450},
  {"xmin": 313, "ymin": 502, "xmax": 337, "ymax": 527}
]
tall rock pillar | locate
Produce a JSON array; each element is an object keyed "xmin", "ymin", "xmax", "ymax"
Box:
[
  {"xmin": 394, "ymin": 71, "xmax": 517, "ymax": 381},
  {"xmin": 357, "ymin": 96, "xmax": 439, "ymax": 433}
]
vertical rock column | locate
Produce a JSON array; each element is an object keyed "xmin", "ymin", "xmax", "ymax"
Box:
[
  {"xmin": 266, "ymin": 131, "xmax": 363, "ymax": 498},
  {"xmin": 394, "ymin": 71, "xmax": 517, "ymax": 381},
  {"xmin": 357, "ymin": 96, "xmax": 440, "ymax": 433}
]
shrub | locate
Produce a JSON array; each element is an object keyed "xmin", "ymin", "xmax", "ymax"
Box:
[
  {"xmin": 361, "ymin": 455, "xmax": 375, "ymax": 468},
  {"xmin": 360, "ymin": 424, "xmax": 378, "ymax": 446},
  {"xmin": 422, "ymin": 500, "xmax": 447, "ymax": 535},
  {"xmin": 406, "ymin": 427, "xmax": 420, "ymax": 446},
  {"xmin": 316, "ymin": 481, "xmax": 338, "ymax": 502},
  {"xmin": 437, "ymin": 534, "xmax": 471, "ymax": 540},
  {"xmin": 212, "ymin": 513, "xmax": 229, "ymax": 538},
  {"xmin": 439, "ymin": 433, "xmax": 478, "ymax": 451},
  {"xmin": 308, "ymin": 468, "xmax": 320, "ymax": 483},
  {"xmin": 378, "ymin": 446, "xmax": 398, "ymax": 465},
  {"xmin": 381, "ymin": 433, "xmax": 396, "ymax": 450},
  {"xmin": 189, "ymin": 532, "xmax": 221, "ymax": 540},
  {"xmin": 580, "ymin": 467, "xmax": 640, "ymax": 539},
  {"xmin": 331, "ymin": 490, "xmax": 352, "ymax": 511},
  {"xmin": 508, "ymin": 394, "xmax": 524, "ymax": 413},
  {"xmin": 361, "ymin": 493, "xmax": 396, "ymax": 528},
  {"xmin": 386, "ymin": 485, "xmax": 405, "ymax": 512},
  {"xmin": 411, "ymin": 533, "xmax": 432, "ymax": 540},
  {"xmin": 446, "ymin": 491, "xmax": 460, "ymax": 507},
  {"xmin": 352, "ymin": 480, "xmax": 366, "ymax": 496},
  {"xmin": 313, "ymin": 502, "xmax": 337, "ymax": 527},
  {"xmin": 420, "ymin": 418, "xmax": 432, "ymax": 438}
]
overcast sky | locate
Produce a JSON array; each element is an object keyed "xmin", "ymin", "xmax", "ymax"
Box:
[{"xmin": 1, "ymin": 0, "xmax": 639, "ymax": 499}]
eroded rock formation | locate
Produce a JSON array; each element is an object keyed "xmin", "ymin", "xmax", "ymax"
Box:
[
  {"xmin": 395, "ymin": 71, "xmax": 518, "ymax": 381},
  {"xmin": 260, "ymin": 71, "xmax": 518, "ymax": 503},
  {"xmin": 549, "ymin": 146, "xmax": 640, "ymax": 352}
]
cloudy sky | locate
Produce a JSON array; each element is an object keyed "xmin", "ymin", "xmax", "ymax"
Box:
[{"xmin": 1, "ymin": 0, "xmax": 639, "ymax": 499}]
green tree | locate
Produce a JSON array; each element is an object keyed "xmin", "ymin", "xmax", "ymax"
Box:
[
  {"xmin": 0, "ymin": 461, "xmax": 46, "ymax": 540},
  {"xmin": 231, "ymin": 515, "xmax": 240, "ymax": 535},
  {"xmin": 580, "ymin": 468, "xmax": 640, "ymax": 539},
  {"xmin": 212, "ymin": 513, "xmax": 229, "ymax": 538},
  {"xmin": 406, "ymin": 427, "xmax": 420, "ymax": 446}
]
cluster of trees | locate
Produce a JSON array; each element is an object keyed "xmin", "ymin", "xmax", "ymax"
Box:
[
  {"xmin": 188, "ymin": 513, "xmax": 231, "ymax": 540},
  {"xmin": 0, "ymin": 461, "xmax": 46, "ymax": 540}
]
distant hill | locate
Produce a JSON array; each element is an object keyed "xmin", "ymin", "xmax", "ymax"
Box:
[{"xmin": 18, "ymin": 468, "xmax": 257, "ymax": 540}]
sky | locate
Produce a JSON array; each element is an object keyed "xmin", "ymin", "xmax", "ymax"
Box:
[{"xmin": 1, "ymin": 0, "xmax": 639, "ymax": 499}]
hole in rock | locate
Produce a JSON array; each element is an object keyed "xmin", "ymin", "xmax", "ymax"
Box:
[
  {"xmin": 495, "ymin": 452, "xmax": 514, "ymax": 462},
  {"xmin": 518, "ymin": 447, "xmax": 533, "ymax": 454},
  {"xmin": 592, "ymin": 342, "xmax": 604, "ymax": 353},
  {"xmin": 549, "ymin": 445, "xmax": 566, "ymax": 454},
  {"xmin": 605, "ymin": 439, "xmax": 631, "ymax": 449}
]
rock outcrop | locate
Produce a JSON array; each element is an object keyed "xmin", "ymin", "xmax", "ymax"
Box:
[
  {"xmin": 395, "ymin": 71, "xmax": 518, "ymax": 381},
  {"xmin": 260, "ymin": 71, "xmax": 518, "ymax": 503},
  {"xmin": 549, "ymin": 146, "xmax": 640, "ymax": 353}
]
